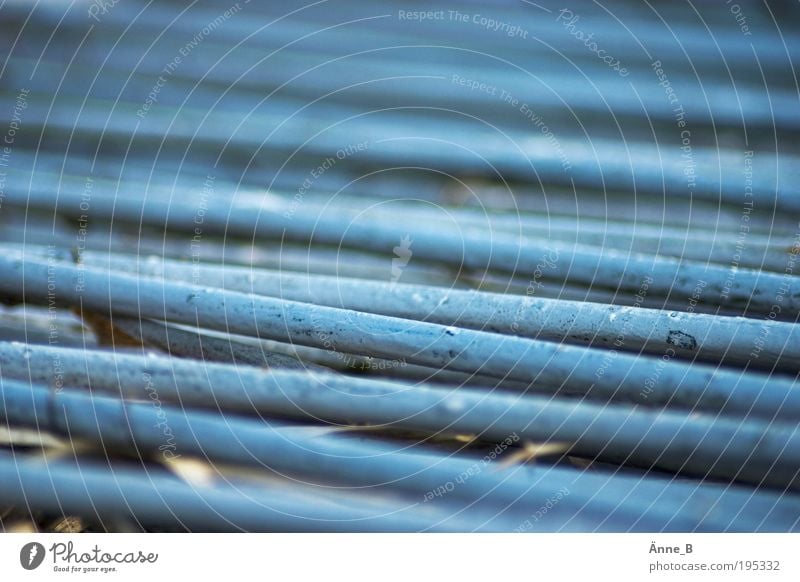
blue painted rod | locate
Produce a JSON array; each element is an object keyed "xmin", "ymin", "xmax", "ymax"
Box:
[
  {"xmin": 108, "ymin": 316, "xmax": 521, "ymax": 388},
  {"xmin": 9, "ymin": 0, "xmax": 797, "ymax": 76},
  {"xmin": 0, "ymin": 453, "xmax": 509, "ymax": 532},
  {"xmin": 94, "ymin": 250, "xmax": 800, "ymax": 371},
  {"xmin": 0, "ymin": 255, "xmax": 797, "ymax": 421},
  {"xmin": 1, "ymin": 92, "xmax": 798, "ymax": 213},
  {"xmin": 3, "ymin": 175, "xmax": 799, "ymax": 316},
  {"xmin": 1, "ymin": 343, "xmax": 799, "ymax": 488},
  {"xmin": 4, "ymin": 450, "xmax": 796, "ymax": 532},
  {"xmin": 7, "ymin": 49, "xmax": 798, "ymax": 133},
  {"xmin": 109, "ymin": 315, "xmax": 331, "ymax": 372},
  {"xmin": 2, "ymin": 378, "xmax": 799, "ymax": 523}
]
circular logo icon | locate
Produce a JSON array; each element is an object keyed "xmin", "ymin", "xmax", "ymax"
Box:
[{"xmin": 20, "ymin": 542, "xmax": 46, "ymax": 570}]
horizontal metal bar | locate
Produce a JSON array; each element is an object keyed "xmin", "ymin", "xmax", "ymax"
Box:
[
  {"xmin": 4, "ymin": 176, "xmax": 799, "ymax": 316},
  {"xmin": 357, "ymin": 206, "xmax": 794, "ymax": 273},
  {"xmin": 6, "ymin": 0, "xmax": 796, "ymax": 80},
  {"xmin": 9, "ymin": 167, "xmax": 795, "ymax": 280},
  {"xmin": 109, "ymin": 315, "xmax": 331, "ymax": 372},
  {"xmin": 306, "ymin": 192, "xmax": 788, "ymax": 244},
  {"xmin": 2, "ymin": 343, "xmax": 799, "ymax": 489},
  {"xmin": 8, "ymin": 155, "xmax": 798, "ymax": 235},
  {"xmin": 91, "ymin": 250, "xmax": 800, "ymax": 371},
  {"xmin": 8, "ymin": 47, "xmax": 798, "ymax": 134},
  {"xmin": 3, "ymin": 378, "xmax": 799, "ymax": 528},
  {"xmin": 0, "ymin": 452, "xmax": 507, "ymax": 532},
  {"xmin": 1, "ymin": 255, "xmax": 796, "ymax": 420},
  {"xmin": 2, "ymin": 91, "xmax": 798, "ymax": 212},
  {"xmin": 112, "ymin": 317, "xmax": 527, "ymax": 388},
  {"xmin": 0, "ymin": 378, "xmax": 608, "ymax": 512},
  {"xmin": 439, "ymin": 179, "xmax": 799, "ymax": 235},
  {"xmin": 0, "ymin": 305, "xmax": 96, "ymax": 347}
]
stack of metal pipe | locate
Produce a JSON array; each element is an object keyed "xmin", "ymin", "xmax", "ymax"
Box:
[{"xmin": 0, "ymin": 0, "xmax": 798, "ymax": 532}]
